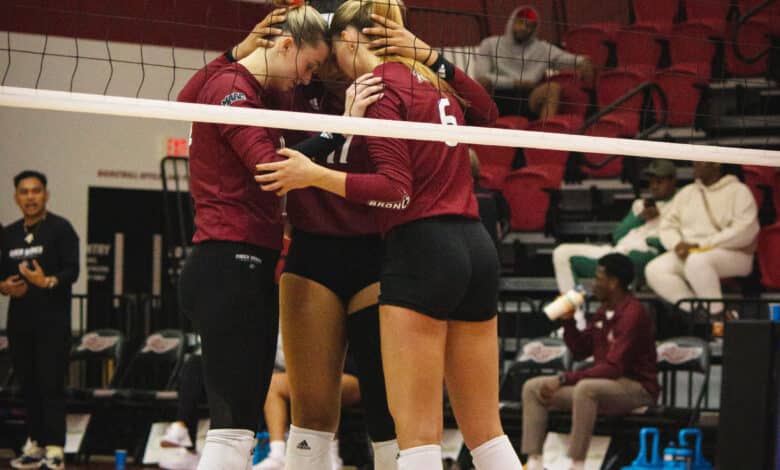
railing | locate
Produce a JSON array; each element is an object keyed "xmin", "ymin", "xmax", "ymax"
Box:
[
  {"xmin": 733, "ymin": 0, "xmax": 777, "ymax": 64},
  {"xmin": 573, "ymin": 81, "xmax": 668, "ymax": 172}
]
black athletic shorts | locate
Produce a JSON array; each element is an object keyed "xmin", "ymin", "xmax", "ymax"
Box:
[
  {"xmin": 379, "ymin": 215, "xmax": 499, "ymax": 322},
  {"xmin": 283, "ymin": 229, "xmax": 383, "ymax": 304}
]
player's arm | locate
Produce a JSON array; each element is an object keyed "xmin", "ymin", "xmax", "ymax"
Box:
[
  {"xmin": 362, "ymin": 14, "xmax": 497, "ymax": 126},
  {"xmin": 178, "ymin": 8, "xmax": 287, "ymax": 103}
]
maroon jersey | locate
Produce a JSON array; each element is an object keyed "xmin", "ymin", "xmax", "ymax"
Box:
[
  {"xmin": 188, "ymin": 63, "xmax": 285, "ymax": 250},
  {"xmin": 344, "ymin": 62, "xmax": 494, "ymax": 234},
  {"xmin": 282, "ymin": 82, "xmax": 382, "ymax": 236},
  {"xmin": 178, "ymin": 53, "xmax": 231, "ymax": 104}
]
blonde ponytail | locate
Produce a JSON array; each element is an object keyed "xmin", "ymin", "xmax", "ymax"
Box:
[
  {"xmin": 331, "ymin": 0, "xmax": 463, "ymax": 104},
  {"xmin": 279, "ymin": 5, "xmax": 328, "ymax": 48}
]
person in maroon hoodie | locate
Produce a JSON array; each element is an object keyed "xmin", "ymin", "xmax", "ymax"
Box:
[
  {"xmin": 175, "ymin": 6, "xmax": 335, "ymax": 469},
  {"xmin": 521, "ymin": 253, "xmax": 659, "ymax": 470},
  {"xmin": 255, "ymin": 1, "xmax": 523, "ymax": 468}
]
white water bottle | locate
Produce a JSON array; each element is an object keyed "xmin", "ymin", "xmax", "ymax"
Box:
[{"xmin": 544, "ymin": 285, "xmax": 586, "ymax": 321}]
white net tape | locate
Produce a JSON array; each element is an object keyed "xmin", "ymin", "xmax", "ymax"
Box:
[{"xmin": 2, "ymin": 85, "xmax": 779, "ymax": 166}]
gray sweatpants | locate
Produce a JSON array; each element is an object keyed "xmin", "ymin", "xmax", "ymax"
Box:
[{"xmin": 521, "ymin": 376, "xmax": 654, "ymax": 460}]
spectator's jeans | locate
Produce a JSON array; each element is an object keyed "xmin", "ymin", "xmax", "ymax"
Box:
[
  {"xmin": 645, "ymin": 249, "xmax": 753, "ymax": 314},
  {"xmin": 521, "ymin": 377, "xmax": 653, "ymax": 461}
]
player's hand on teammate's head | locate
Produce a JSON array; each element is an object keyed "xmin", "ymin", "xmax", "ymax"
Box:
[
  {"xmin": 363, "ymin": 13, "xmax": 438, "ymax": 66},
  {"xmin": 232, "ymin": 8, "xmax": 288, "ymax": 61},
  {"xmin": 344, "ymin": 73, "xmax": 384, "ymax": 117}
]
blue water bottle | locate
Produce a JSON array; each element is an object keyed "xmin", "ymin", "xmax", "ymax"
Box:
[
  {"xmin": 678, "ymin": 428, "xmax": 713, "ymax": 470},
  {"xmin": 114, "ymin": 449, "xmax": 127, "ymax": 470},
  {"xmin": 253, "ymin": 431, "xmax": 270, "ymax": 465},
  {"xmin": 662, "ymin": 441, "xmax": 693, "ymax": 469},
  {"xmin": 622, "ymin": 427, "xmax": 662, "ymax": 469}
]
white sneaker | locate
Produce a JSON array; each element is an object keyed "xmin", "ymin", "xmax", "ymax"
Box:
[
  {"xmin": 10, "ymin": 438, "xmax": 44, "ymax": 469},
  {"xmin": 159, "ymin": 448, "xmax": 200, "ymax": 470},
  {"xmin": 161, "ymin": 422, "xmax": 193, "ymax": 448},
  {"xmin": 253, "ymin": 454, "xmax": 285, "ymax": 470}
]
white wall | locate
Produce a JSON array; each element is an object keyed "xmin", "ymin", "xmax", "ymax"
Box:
[{"xmin": 0, "ymin": 32, "xmax": 222, "ymax": 327}]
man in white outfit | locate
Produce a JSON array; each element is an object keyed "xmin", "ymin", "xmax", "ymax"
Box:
[
  {"xmin": 552, "ymin": 160, "xmax": 678, "ymax": 294},
  {"xmin": 645, "ymin": 162, "xmax": 759, "ymax": 315}
]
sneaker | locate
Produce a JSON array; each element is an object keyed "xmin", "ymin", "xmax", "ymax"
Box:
[
  {"xmin": 161, "ymin": 422, "xmax": 193, "ymax": 448},
  {"xmin": 253, "ymin": 454, "xmax": 285, "ymax": 470},
  {"xmin": 41, "ymin": 446, "xmax": 66, "ymax": 470},
  {"xmin": 10, "ymin": 438, "xmax": 44, "ymax": 469},
  {"xmin": 159, "ymin": 448, "xmax": 200, "ymax": 470},
  {"xmin": 40, "ymin": 455, "xmax": 65, "ymax": 470}
]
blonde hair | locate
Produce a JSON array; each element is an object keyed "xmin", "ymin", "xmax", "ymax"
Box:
[
  {"xmin": 330, "ymin": 0, "xmax": 460, "ymax": 101},
  {"xmin": 278, "ymin": 5, "xmax": 329, "ymax": 48}
]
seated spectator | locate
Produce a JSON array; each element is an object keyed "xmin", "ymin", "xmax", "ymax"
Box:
[
  {"xmin": 474, "ymin": 6, "xmax": 593, "ymax": 119},
  {"xmin": 645, "ymin": 161, "xmax": 759, "ymax": 318},
  {"xmin": 522, "ymin": 254, "xmax": 659, "ymax": 470},
  {"xmin": 470, "ymin": 148, "xmax": 510, "ymax": 244},
  {"xmin": 552, "ymin": 159, "xmax": 678, "ymax": 293}
]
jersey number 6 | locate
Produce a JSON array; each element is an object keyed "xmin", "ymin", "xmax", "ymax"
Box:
[{"xmin": 438, "ymin": 98, "xmax": 458, "ymax": 147}]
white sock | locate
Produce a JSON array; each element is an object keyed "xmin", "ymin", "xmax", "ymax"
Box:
[
  {"xmin": 285, "ymin": 425, "xmax": 334, "ymax": 469},
  {"xmin": 269, "ymin": 440, "xmax": 286, "ymax": 458},
  {"xmin": 397, "ymin": 445, "xmax": 441, "ymax": 470},
  {"xmin": 470, "ymin": 435, "xmax": 522, "ymax": 470},
  {"xmin": 331, "ymin": 439, "xmax": 343, "ymax": 469},
  {"xmin": 372, "ymin": 439, "xmax": 399, "ymax": 470},
  {"xmin": 197, "ymin": 429, "xmax": 254, "ymax": 470},
  {"xmin": 570, "ymin": 460, "xmax": 585, "ymax": 470},
  {"xmin": 525, "ymin": 454, "xmax": 544, "ymax": 470}
]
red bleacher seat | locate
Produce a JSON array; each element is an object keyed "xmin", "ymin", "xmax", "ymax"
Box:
[
  {"xmin": 581, "ymin": 119, "xmax": 627, "ymax": 178},
  {"xmin": 739, "ymin": 0, "xmax": 780, "ymax": 23},
  {"xmin": 502, "ymin": 166, "xmax": 560, "ymax": 231},
  {"xmin": 615, "ymin": 27, "xmax": 664, "ymax": 74},
  {"xmin": 563, "ymin": 23, "xmax": 618, "ymax": 69},
  {"xmin": 775, "ymin": 172, "xmax": 780, "ymax": 220},
  {"xmin": 668, "ymin": 22, "xmax": 719, "ymax": 77},
  {"xmin": 632, "ymin": 0, "xmax": 679, "ymax": 33},
  {"xmin": 684, "ymin": 0, "xmax": 732, "ymax": 34},
  {"xmin": 473, "ymin": 117, "xmax": 529, "ymax": 190},
  {"xmin": 725, "ymin": 18, "xmax": 770, "ymax": 76},
  {"xmin": 494, "ymin": 115, "xmax": 529, "ymax": 130},
  {"xmin": 472, "ymin": 143, "xmax": 517, "ymax": 191},
  {"xmin": 596, "ymin": 69, "xmax": 646, "ymax": 134},
  {"xmin": 546, "ymin": 71, "xmax": 591, "ymax": 117},
  {"xmin": 525, "ymin": 115, "xmax": 582, "ymax": 169},
  {"xmin": 653, "ymin": 69, "xmax": 708, "ymax": 127},
  {"xmin": 758, "ymin": 223, "xmax": 780, "ymax": 289},
  {"xmin": 743, "ymin": 166, "xmax": 771, "ymax": 209}
]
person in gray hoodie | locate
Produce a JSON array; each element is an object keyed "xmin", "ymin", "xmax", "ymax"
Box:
[{"xmin": 475, "ymin": 6, "xmax": 593, "ymax": 119}]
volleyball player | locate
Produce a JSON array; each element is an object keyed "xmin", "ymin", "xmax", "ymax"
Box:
[
  {"xmin": 273, "ymin": 75, "xmax": 400, "ymax": 470},
  {"xmin": 176, "ymin": 7, "xmax": 331, "ymax": 469},
  {"xmin": 256, "ymin": 1, "xmax": 523, "ymax": 469}
]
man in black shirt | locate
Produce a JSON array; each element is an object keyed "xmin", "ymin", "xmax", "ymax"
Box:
[{"xmin": 0, "ymin": 170, "xmax": 79, "ymax": 470}]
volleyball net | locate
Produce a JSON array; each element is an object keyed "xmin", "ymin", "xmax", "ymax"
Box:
[{"xmin": 1, "ymin": 0, "xmax": 779, "ymax": 168}]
